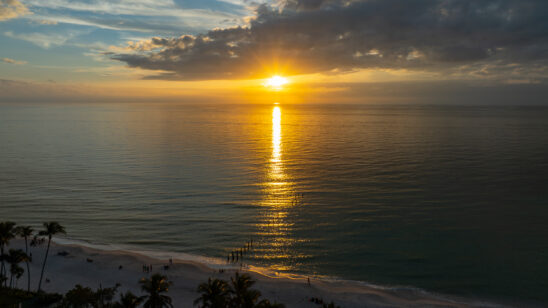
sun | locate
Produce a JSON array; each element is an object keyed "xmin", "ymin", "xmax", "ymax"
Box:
[{"xmin": 264, "ymin": 75, "xmax": 289, "ymax": 90}]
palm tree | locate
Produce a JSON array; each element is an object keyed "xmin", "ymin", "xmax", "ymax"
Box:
[
  {"xmin": 30, "ymin": 234, "xmax": 45, "ymax": 248},
  {"xmin": 229, "ymin": 272, "xmax": 261, "ymax": 308},
  {"xmin": 139, "ymin": 273, "xmax": 173, "ymax": 308},
  {"xmin": 194, "ymin": 277, "xmax": 230, "ymax": 308},
  {"xmin": 115, "ymin": 291, "xmax": 144, "ymax": 308},
  {"xmin": 0, "ymin": 221, "xmax": 16, "ymax": 287},
  {"xmin": 11, "ymin": 265, "xmax": 24, "ymax": 289},
  {"xmin": 6, "ymin": 249, "xmax": 29, "ymax": 288},
  {"xmin": 93, "ymin": 283, "xmax": 120, "ymax": 308},
  {"xmin": 37, "ymin": 221, "xmax": 66, "ymax": 292},
  {"xmin": 15, "ymin": 225, "xmax": 33, "ymax": 292},
  {"xmin": 64, "ymin": 284, "xmax": 95, "ymax": 307}
]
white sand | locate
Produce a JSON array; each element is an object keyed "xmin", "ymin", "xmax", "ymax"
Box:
[{"xmin": 6, "ymin": 239, "xmax": 505, "ymax": 308}]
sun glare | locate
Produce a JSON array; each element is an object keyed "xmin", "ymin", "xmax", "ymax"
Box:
[{"xmin": 264, "ymin": 75, "xmax": 289, "ymax": 90}]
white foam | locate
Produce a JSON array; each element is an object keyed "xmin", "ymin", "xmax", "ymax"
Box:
[{"xmin": 52, "ymin": 237, "xmax": 233, "ymax": 269}]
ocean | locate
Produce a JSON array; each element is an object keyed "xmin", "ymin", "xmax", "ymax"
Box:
[{"xmin": 1, "ymin": 102, "xmax": 547, "ymax": 306}]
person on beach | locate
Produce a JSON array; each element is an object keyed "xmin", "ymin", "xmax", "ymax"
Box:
[{"xmin": 307, "ymin": 277, "xmax": 311, "ymax": 286}]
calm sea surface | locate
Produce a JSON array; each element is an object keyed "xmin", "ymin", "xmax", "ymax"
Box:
[{"xmin": 1, "ymin": 103, "xmax": 548, "ymax": 305}]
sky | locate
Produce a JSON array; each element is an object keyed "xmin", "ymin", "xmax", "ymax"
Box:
[{"xmin": 1, "ymin": 0, "xmax": 547, "ymax": 104}]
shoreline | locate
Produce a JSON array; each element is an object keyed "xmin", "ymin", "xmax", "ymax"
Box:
[{"xmin": 6, "ymin": 237, "xmax": 512, "ymax": 308}]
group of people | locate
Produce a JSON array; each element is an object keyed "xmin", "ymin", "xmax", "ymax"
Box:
[
  {"xmin": 227, "ymin": 239, "xmax": 254, "ymax": 264},
  {"xmin": 142, "ymin": 264, "xmax": 153, "ymax": 273},
  {"xmin": 142, "ymin": 258, "xmax": 173, "ymax": 273}
]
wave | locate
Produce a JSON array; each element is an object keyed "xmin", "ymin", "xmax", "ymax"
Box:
[{"xmin": 53, "ymin": 236, "xmax": 230, "ymax": 268}]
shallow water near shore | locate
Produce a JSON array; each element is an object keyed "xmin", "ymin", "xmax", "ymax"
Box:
[{"xmin": 1, "ymin": 102, "xmax": 548, "ymax": 306}]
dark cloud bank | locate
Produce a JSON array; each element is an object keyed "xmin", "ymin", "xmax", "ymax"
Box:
[{"xmin": 112, "ymin": 0, "xmax": 548, "ymax": 81}]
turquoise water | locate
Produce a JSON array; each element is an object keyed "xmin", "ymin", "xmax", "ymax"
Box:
[{"xmin": 1, "ymin": 103, "xmax": 548, "ymax": 306}]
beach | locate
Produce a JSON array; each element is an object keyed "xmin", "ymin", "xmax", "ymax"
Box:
[{"xmin": 8, "ymin": 238, "xmax": 505, "ymax": 308}]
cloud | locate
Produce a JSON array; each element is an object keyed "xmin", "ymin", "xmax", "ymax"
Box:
[
  {"xmin": 2, "ymin": 57, "xmax": 27, "ymax": 64},
  {"xmin": 36, "ymin": 19, "xmax": 58, "ymax": 25},
  {"xmin": 0, "ymin": 0, "xmax": 30, "ymax": 21},
  {"xmin": 4, "ymin": 30, "xmax": 74, "ymax": 48},
  {"xmin": 23, "ymin": 0, "xmax": 242, "ymax": 18},
  {"xmin": 112, "ymin": 0, "xmax": 548, "ymax": 81},
  {"xmin": 22, "ymin": 0, "xmax": 247, "ymax": 34}
]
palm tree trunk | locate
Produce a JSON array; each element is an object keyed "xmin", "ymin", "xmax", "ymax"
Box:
[
  {"xmin": 0, "ymin": 244, "xmax": 5, "ymax": 285},
  {"xmin": 24, "ymin": 237, "xmax": 30, "ymax": 293},
  {"xmin": 37, "ymin": 236, "xmax": 51, "ymax": 293}
]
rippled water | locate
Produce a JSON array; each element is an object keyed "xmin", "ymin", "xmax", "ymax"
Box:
[{"xmin": 1, "ymin": 102, "xmax": 548, "ymax": 305}]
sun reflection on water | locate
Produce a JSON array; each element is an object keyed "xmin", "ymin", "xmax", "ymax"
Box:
[
  {"xmin": 271, "ymin": 106, "xmax": 282, "ymax": 171},
  {"xmin": 254, "ymin": 105, "xmax": 306, "ymax": 270},
  {"xmin": 266, "ymin": 105, "xmax": 289, "ymax": 202}
]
